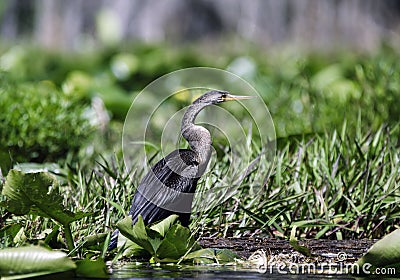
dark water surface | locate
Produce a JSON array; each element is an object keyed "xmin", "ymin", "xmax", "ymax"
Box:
[{"xmin": 107, "ymin": 263, "xmax": 361, "ymax": 280}]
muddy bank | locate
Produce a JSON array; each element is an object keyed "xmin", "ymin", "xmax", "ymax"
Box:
[{"xmin": 199, "ymin": 237, "xmax": 375, "ymax": 261}]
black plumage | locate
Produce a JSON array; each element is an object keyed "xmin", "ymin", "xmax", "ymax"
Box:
[{"xmin": 128, "ymin": 149, "xmax": 200, "ymax": 227}]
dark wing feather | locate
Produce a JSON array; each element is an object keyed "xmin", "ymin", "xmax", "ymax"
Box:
[
  {"xmin": 129, "ymin": 149, "xmax": 200, "ymax": 226},
  {"xmin": 108, "ymin": 149, "xmax": 200, "ymax": 251}
]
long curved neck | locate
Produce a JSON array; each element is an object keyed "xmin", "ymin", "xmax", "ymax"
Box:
[{"xmin": 181, "ymin": 102, "xmax": 212, "ymax": 172}]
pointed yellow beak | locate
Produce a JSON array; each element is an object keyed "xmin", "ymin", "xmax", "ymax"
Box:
[{"xmin": 223, "ymin": 94, "xmax": 254, "ymax": 101}]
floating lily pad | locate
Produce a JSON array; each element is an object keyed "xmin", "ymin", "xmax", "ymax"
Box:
[
  {"xmin": 357, "ymin": 229, "xmax": 400, "ymax": 274},
  {"xmin": 0, "ymin": 246, "xmax": 76, "ymax": 279},
  {"xmin": 184, "ymin": 248, "xmax": 239, "ymax": 264}
]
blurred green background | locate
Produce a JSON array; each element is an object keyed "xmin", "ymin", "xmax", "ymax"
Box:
[{"xmin": 0, "ymin": 0, "xmax": 399, "ymax": 167}]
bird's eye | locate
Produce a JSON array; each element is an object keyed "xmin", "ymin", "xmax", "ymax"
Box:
[{"xmin": 219, "ymin": 94, "xmax": 227, "ymax": 102}]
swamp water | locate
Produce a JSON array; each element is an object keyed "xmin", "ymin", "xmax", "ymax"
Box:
[{"xmin": 107, "ymin": 263, "xmax": 365, "ymax": 279}]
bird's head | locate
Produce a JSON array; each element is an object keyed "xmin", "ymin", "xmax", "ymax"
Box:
[{"xmin": 192, "ymin": 90, "xmax": 253, "ymax": 105}]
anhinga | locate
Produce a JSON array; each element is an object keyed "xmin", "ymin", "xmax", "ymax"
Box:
[{"xmin": 108, "ymin": 90, "xmax": 251, "ymax": 250}]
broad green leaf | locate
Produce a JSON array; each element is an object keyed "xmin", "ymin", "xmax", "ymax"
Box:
[
  {"xmin": 1, "ymin": 170, "xmax": 55, "ymax": 215},
  {"xmin": 1, "ymin": 170, "xmax": 90, "ymax": 226},
  {"xmin": 357, "ymin": 229, "xmax": 400, "ymax": 270},
  {"xmin": 146, "ymin": 229, "xmax": 163, "ymax": 254},
  {"xmin": 116, "ymin": 215, "xmax": 162, "ymax": 255},
  {"xmin": 215, "ymin": 249, "xmax": 240, "ymax": 263},
  {"xmin": 183, "ymin": 248, "xmax": 239, "ymax": 264},
  {"xmin": 184, "ymin": 248, "xmax": 216, "ymax": 264},
  {"xmin": 75, "ymin": 258, "xmax": 109, "ymax": 278},
  {"xmin": 117, "ymin": 233, "xmax": 149, "ymax": 258},
  {"xmin": 155, "ymin": 224, "xmax": 196, "ymax": 260},
  {"xmin": 150, "ymin": 214, "xmax": 179, "ymax": 237},
  {"xmin": 116, "ymin": 216, "xmax": 140, "ymax": 245},
  {"xmin": 0, "ymin": 246, "xmax": 76, "ymax": 279}
]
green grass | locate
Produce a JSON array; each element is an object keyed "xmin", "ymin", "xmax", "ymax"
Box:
[
  {"xmin": 197, "ymin": 122, "xmax": 400, "ymax": 240},
  {"xmin": 2, "ymin": 122, "xmax": 398, "ymax": 257}
]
